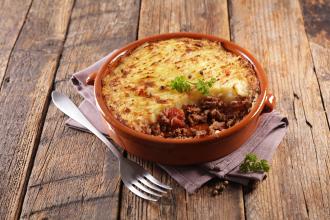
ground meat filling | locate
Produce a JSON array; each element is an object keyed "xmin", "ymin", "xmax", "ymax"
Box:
[{"xmin": 148, "ymin": 96, "xmax": 253, "ymax": 138}]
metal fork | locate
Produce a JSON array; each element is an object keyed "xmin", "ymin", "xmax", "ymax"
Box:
[{"xmin": 51, "ymin": 91, "xmax": 172, "ymax": 201}]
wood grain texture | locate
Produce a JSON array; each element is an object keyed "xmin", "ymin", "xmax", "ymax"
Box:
[
  {"xmin": 300, "ymin": 0, "xmax": 330, "ymax": 128},
  {"xmin": 0, "ymin": 0, "xmax": 74, "ymax": 219},
  {"xmin": 138, "ymin": 0, "xmax": 230, "ymax": 38},
  {"xmin": 0, "ymin": 0, "xmax": 33, "ymax": 87},
  {"xmin": 120, "ymin": 1, "xmax": 245, "ymax": 220},
  {"xmin": 20, "ymin": 0, "xmax": 141, "ymax": 219},
  {"xmin": 229, "ymin": 0, "xmax": 330, "ymax": 219}
]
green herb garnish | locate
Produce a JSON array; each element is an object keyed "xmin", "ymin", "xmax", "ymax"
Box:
[
  {"xmin": 239, "ymin": 153, "xmax": 270, "ymax": 173},
  {"xmin": 170, "ymin": 76, "xmax": 192, "ymax": 93},
  {"xmin": 169, "ymin": 76, "xmax": 216, "ymax": 95},
  {"xmin": 195, "ymin": 77, "xmax": 216, "ymax": 95}
]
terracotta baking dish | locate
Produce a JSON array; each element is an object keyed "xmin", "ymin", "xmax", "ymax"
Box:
[{"xmin": 87, "ymin": 32, "xmax": 275, "ymax": 165}]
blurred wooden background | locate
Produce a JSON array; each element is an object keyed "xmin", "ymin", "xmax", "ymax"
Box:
[{"xmin": 0, "ymin": 0, "xmax": 329, "ymax": 219}]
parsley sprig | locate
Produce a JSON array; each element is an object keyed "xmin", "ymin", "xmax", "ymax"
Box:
[
  {"xmin": 170, "ymin": 76, "xmax": 216, "ymax": 95},
  {"xmin": 239, "ymin": 153, "xmax": 270, "ymax": 173},
  {"xmin": 195, "ymin": 78, "xmax": 216, "ymax": 95},
  {"xmin": 169, "ymin": 76, "xmax": 192, "ymax": 93}
]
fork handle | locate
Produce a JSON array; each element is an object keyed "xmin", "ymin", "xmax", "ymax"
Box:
[{"xmin": 51, "ymin": 91, "xmax": 122, "ymax": 159}]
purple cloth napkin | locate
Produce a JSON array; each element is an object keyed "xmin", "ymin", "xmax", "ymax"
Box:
[{"xmin": 66, "ymin": 51, "xmax": 288, "ymax": 193}]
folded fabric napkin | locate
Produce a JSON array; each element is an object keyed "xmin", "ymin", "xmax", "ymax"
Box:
[{"xmin": 66, "ymin": 51, "xmax": 288, "ymax": 193}]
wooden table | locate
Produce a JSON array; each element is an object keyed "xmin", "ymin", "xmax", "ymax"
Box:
[{"xmin": 0, "ymin": 0, "xmax": 329, "ymax": 219}]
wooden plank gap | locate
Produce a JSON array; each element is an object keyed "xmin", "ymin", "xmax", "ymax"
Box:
[
  {"xmin": 116, "ymin": 178, "xmax": 125, "ymax": 220},
  {"xmin": 135, "ymin": 0, "xmax": 143, "ymax": 40},
  {"xmin": 226, "ymin": 0, "xmax": 233, "ymax": 40}
]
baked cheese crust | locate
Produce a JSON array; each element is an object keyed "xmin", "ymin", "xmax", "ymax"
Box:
[{"xmin": 102, "ymin": 38, "xmax": 260, "ymax": 132}]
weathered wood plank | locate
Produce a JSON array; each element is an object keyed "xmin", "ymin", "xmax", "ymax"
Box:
[
  {"xmin": 300, "ymin": 0, "xmax": 330, "ymax": 128},
  {"xmin": 229, "ymin": 0, "xmax": 330, "ymax": 219},
  {"xmin": 138, "ymin": 0, "xmax": 230, "ymax": 38},
  {"xmin": 0, "ymin": 0, "xmax": 33, "ymax": 87},
  {"xmin": 0, "ymin": 0, "xmax": 74, "ymax": 219},
  {"xmin": 120, "ymin": 1, "xmax": 245, "ymax": 220},
  {"xmin": 20, "ymin": 0, "xmax": 141, "ymax": 219}
]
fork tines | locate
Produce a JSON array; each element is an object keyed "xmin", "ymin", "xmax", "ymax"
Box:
[{"xmin": 125, "ymin": 174, "xmax": 172, "ymax": 201}]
